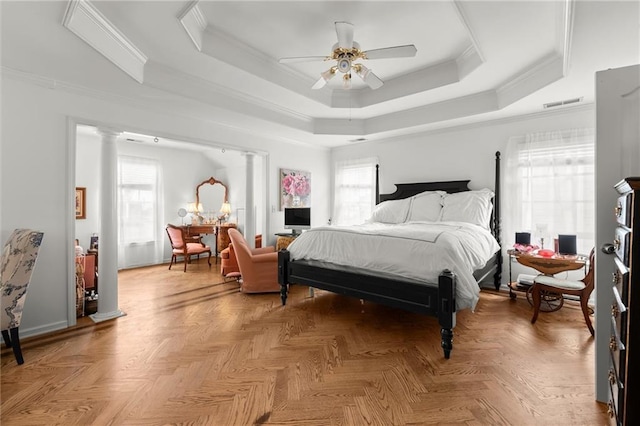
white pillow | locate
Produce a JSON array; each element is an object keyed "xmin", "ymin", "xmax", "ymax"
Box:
[
  {"xmin": 440, "ymin": 189, "xmax": 494, "ymax": 228},
  {"xmin": 407, "ymin": 191, "xmax": 445, "ymax": 222},
  {"xmin": 368, "ymin": 198, "xmax": 411, "ymax": 224}
]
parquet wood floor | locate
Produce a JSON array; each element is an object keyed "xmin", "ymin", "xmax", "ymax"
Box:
[{"xmin": 1, "ymin": 261, "xmax": 609, "ymax": 425}]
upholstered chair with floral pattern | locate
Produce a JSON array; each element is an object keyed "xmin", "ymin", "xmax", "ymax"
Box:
[{"xmin": 1, "ymin": 229, "xmax": 45, "ymax": 365}]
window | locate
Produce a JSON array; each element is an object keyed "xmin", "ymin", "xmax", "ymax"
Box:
[
  {"xmin": 333, "ymin": 157, "xmax": 378, "ymax": 225},
  {"xmin": 118, "ymin": 156, "xmax": 161, "ymax": 245},
  {"xmin": 505, "ymin": 128, "xmax": 595, "ymax": 255}
]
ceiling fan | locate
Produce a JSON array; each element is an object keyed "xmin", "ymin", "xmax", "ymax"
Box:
[{"xmin": 278, "ymin": 21, "xmax": 417, "ymax": 90}]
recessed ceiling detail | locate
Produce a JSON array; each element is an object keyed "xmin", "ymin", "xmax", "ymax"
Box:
[
  {"xmin": 62, "ymin": 0, "xmax": 147, "ymax": 83},
  {"xmin": 41, "ymin": 0, "xmax": 636, "ymax": 148}
]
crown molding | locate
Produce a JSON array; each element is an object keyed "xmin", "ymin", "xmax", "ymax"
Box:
[
  {"xmin": 496, "ymin": 53, "xmax": 564, "ymax": 108},
  {"xmin": 559, "ymin": 0, "xmax": 575, "ymax": 75},
  {"xmin": 338, "ymin": 102, "xmax": 595, "ymax": 149},
  {"xmin": 62, "ymin": 0, "xmax": 147, "ymax": 83},
  {"xmin": 0, "ymin": 65, "xmax": 319, "ymax": 149},
  {"xmin": 179, "ymin": 1, "xmax": 208, "ymax": 52},
  {"xmin": 456, "ymin": 44, "xmax": 483, "ymax": 80},
  {"xmin": 452, "ymin": 0, "xmax": 485, "ymax": 63},
  {"xmin": 143, "ymin": 61, "xmax": 313, "ymax": 126}
]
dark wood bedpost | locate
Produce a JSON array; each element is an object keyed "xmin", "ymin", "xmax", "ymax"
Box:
[
  {"xmin": 278, "ymin": 250, "xmax": 290, "ymax": 305},
  {"xmin": 438, "ymin": 270, "xmax": 456, "ymax": 359},
  {"xmin": 493, "ymin": 151, "xmax": 502, "ymax": 291},
  {"xmin": 375, "ymin": 164, "xmax": 380, "ymax": 205}
]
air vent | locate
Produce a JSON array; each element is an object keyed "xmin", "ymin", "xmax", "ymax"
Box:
[
  {"xmin": 349, "ymin": 137, "xmax": 367, "ymax": 143},
  {"xmin": 543, "ymin": 97, "xmax": 583, "ymax": 109}
]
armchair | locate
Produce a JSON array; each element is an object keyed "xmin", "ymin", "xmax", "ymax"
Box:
[
  {"xmin": 221, "ymin": 234, "xmax": 262, "ymax": 277},
  {"xmin": 166, "ymin": 224, "xmax": 212, "ymax": 272},
  {"xmin": 1, "ymin": 229, "xmax": 45, "ymax": 365},
  {"xmin": 228, "ymin": 229, "xmax": 279, "ymax": 293}
]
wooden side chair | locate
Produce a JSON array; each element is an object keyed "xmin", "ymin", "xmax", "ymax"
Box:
[
  {"xmin": 1, "ymin": 229, "xmax": 45, "ymax": 365},
  {"xmin": 531, "ymin": 247, "xmax": 596, "ymax": 335},
  {"xmin": 165, "ymin": 224, "xmax": 212, "ymax": 272}
]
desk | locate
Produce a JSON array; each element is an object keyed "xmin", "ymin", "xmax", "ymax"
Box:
[
  {"xmin": 507, "ymin": 249, "xmax": 587, "ymax": 310},
  {"xmin": 181, "ymin": 223, "xmax": 237, "ymax": 258}
]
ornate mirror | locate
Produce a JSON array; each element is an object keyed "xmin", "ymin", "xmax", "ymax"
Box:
[{"xmin": 195, "ymin": 177, "xmax": 228, "ymax": 223}]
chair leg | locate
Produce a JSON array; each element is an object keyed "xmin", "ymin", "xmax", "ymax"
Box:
[
  {"xmin": 2, "ymin": 328, "xmax": 24, "ymax": 365},
  {"xmin": 580, "ymin": 295, "xmax": 595, "ymax": 336},
  {"xmin": 531, "ymin": 284, "xmax": 541, "ymax": 324},
  {"xmin": 207, "ymin": 252, "xmax": 212, "ymax": 268},
  {"xmin": 169, "ymin": 254, "xmax": 175, "ymax": 270},
  {"xmin": 2, "ymin": 329, "xmax": 11, "ymax": 348},
  {"xmin": 183, "ymin": 254, "xmax": 188, "ymax": 272}
]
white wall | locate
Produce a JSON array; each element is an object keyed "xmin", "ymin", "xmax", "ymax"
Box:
[{"xmin": 1, "ymin": 76, "xmax": 330, "ymax": 337}]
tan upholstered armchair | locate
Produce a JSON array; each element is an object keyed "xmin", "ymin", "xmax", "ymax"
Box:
[
  {"xmin": 221, "ymin": 234, "xmax": 262, "ymax": 278},
  {"xmin": 1, "ymin": 229, "xmax": 45, "ymax": 365},
  {"xmin": 165, "ymin": 224, "xmax": 212, "ymax": 272},
  {"xmin": 228, "ymin": 229, "xmax": 279, "ymax": 293}
]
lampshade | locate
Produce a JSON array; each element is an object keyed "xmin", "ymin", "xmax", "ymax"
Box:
[
  {"xmin": 220, "ymin": 201, "xmax": 232, "ymax": 215},
  {"xmin": 187, "ymin": 202, "xmax": 196, "ymax": 213},
  {"xmin": 196, "ymin": 203, "xmax": 204, "ymax": 213},
  {"xmin": 312, "ymin": 67, "xmax": 336, "ymax": 90},
  {"xmin": 342, "ymin": 73, "xmax": 352, "ymax": 90}
]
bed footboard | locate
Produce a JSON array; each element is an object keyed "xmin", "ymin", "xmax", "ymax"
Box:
[{"xmin": 278, "ymin": 249, "xmax": 457, "ymax": 359}]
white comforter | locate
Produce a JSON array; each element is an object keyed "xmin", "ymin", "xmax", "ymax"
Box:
[{"xmin": 287, "ymin": 221, "xmax": 500, "ymax": 311}]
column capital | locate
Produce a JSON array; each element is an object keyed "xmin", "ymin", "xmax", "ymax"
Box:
[{"xmin": 96, "ymin": 127, "xmax": 122, "ymax": 139}]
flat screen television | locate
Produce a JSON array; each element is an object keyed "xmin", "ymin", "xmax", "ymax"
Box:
[{"xmin": 284, "ymin": 207, "xmax": 311, "ymax": 234}]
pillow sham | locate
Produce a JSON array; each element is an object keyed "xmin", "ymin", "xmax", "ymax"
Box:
[
  {"xmin": 407, "ymin": 191, "xmax": 445, "ymax": 222},
  {"xmin": 368, "ymin": 198, "xmax": 411, "ymax": 224},
  {"xmin": 440, "ymin": 189, "xmax": 494, "ymax": 229}
]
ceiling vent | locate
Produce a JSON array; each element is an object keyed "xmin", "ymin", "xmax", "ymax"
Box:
[
  {"xmin": 543, "ymin": 97, "xmax": 583, "ymax": 109},
  {"xmin": 349, "ymin": 137, "xmax": 367, "ymax": 143}
]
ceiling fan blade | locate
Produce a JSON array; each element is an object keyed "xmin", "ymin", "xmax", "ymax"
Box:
[
  {"xmin": 278, "ymin": 56, "xmax": 328, "ymax": 64},
  {"xmin": 363, "ymin": 44, "xmax": 417, "ymax": 60},
  {"xmin": 355, "ymin": 64, "xmax": 384, "ymax": 90},
  {"xmin": 335, "ymin": 21, "xmax": 354, "ymax": 49}
]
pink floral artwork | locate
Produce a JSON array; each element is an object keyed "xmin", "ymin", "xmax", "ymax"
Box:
[{"xmin": 280, "ymin": 168, "xmax": 311, "ymax": 209}]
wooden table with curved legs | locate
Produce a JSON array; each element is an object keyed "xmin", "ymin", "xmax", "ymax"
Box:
[{"xmin": 507, "ymin": 250, "xmax": 586, "ymax": 311}]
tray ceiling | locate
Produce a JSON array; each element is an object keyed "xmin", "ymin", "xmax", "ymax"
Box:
[{"xmin": 2, "ymin": 1, "xmax": 638, "ymax": 148}]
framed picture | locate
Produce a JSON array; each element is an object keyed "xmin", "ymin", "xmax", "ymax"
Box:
[
  {"xmin": 280, "ymin": 168, "xmax": 311, "ymax": 210},
  {"xmin": 75, "ymin": 187, "xmax": 86, "ymax": 219}
]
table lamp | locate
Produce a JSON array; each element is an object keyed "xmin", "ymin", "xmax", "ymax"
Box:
[{"xmin": 220, "ymin": 201, "xmax": 232, "ymax": 222}]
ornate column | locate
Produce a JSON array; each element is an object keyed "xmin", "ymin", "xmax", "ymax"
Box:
[
  {"xmin": 91, "ymin": 128, "xmax": 126, "ymax": 323},
  {"xmin": 244, "ymin": 152, "xmax": 256, "ymax": 249}
]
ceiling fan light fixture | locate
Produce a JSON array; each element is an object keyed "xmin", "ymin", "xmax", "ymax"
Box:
[
  {"xmin": 343, "ymin": 73, "xmax": 352, "ymax": 90},
  {"xmin": 278, "ymin": 21, "xmax": 417, "ymax": 91},
  {"xmin": 321, "ymin": 67, "xmax": 337, "ymax": 81},
  {"xmin": 337, "ymin": 57, "xmax": 351, "ymax": 73},
  {"xmin": 354, "ymin": 63, "xmax": 369, "ymax": 78}
]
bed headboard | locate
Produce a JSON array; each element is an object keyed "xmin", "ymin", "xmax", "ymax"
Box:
[
  {"xmin": 375, "ymin": 151, "xmax": 502, "ymax": 245},
  {"xmin": 378, "ymin": 180, "xmax": 470, "ymax": 202}
]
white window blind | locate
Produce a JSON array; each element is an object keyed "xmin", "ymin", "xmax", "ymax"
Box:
[
  {"xmin": 505, "ymin": 128, "xmax": 595, "ymax": 255},
  {"xmin": 333, "ymin": 157, "xmax": 378, "ymax": 225}
]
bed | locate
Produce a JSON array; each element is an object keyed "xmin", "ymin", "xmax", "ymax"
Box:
[{"xmin": 277, "ymin": 152, "xmax": 502, "ymax": 358}]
